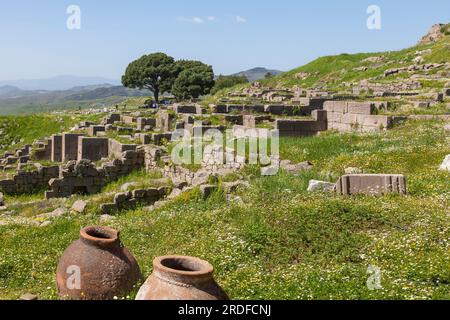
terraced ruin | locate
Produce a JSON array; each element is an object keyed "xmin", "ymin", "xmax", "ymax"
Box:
[{"xmin": 0, "ymin": 23, "xmax": 449, "ymax": 301}]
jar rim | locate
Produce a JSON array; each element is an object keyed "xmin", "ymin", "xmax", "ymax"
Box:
[
  {"xmin": 153, "ymin": 255, "xmax": 214, "ymax": 277},
  {"xmin": 80, "ymin": 226, "xmax": 119, "ymax": 246}
]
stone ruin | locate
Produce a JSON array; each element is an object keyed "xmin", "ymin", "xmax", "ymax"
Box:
[{"xmin": 45, "ymin": 149, "xmax": 144, "ymax": 199}]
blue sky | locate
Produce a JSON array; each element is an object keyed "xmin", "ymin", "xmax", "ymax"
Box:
[{"xmin": 0, "ymin": 0, "xmax": 449, "ymax": 81}]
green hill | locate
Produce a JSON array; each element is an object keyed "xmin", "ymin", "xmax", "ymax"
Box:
[{"xmin": 216, "ymin": 23, "xmax": 450, "ymax": 95}]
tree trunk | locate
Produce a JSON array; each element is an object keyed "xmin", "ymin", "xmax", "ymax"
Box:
[{"xmin": 154, "ymin": 89, "xmax": 160, "ymax": 103}]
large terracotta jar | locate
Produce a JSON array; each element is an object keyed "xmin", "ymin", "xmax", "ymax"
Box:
[
  {"xmin": 136, "ymin": 255, "xmax": 229, "ymax": 300},
  {"xmin": 56, "ymin": 226, "xmax": 142, "ymax": 300}
]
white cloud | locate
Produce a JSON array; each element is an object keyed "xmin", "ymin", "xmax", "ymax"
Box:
[
  {"xmin": 236, "ymin": 15, "xmax": 247, "ymax": 23},
  {"xmin": 207, "ymin": 16, "xmax": 216, "ymax": 21},
  {"xmin": 179, "ymin": 16, "xmax": 204, "ymax": 24}
]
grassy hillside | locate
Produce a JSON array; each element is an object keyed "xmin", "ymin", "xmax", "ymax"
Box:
[
  {"xmin": 0, "ymin": 119, "xmax": 448, "ymax": 300},
  {"xmin": 0, "ymin": 113, "xmax": 106, "ymax": 154},
  {"xmin": 213, "ymin": 23, "xmax": 450, "ymax": 95}
]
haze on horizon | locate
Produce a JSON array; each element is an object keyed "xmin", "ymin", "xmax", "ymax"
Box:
[{"xmin": 0, "ymin": 0, "xmax": 449, "ymax": 83}]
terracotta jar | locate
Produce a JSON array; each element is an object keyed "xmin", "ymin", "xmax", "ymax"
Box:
[
  {"xmin": 56, "ymin": 226, "xmax": 142, "ymax": 300},
  {"xmin": 136, "ymin": 255, "xmax": 229, "ymax": 300}
]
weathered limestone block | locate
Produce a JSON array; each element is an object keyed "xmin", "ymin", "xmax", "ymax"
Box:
[
  {"xmin": 152, "ymin": 133, "xmax": 172, "ymax": 146},
  {"xmin": 51, "ymin": 134, "xmax": 63, "ymax": 162},
  {"xmin": 137, "ymin": 117, "xmax": 156, "ymax": 131},
  {"xmin": 264, "ymin": 105, "xmax": 293, "ymax": 116},
  {"xmin": 100, "ymin": 203, "xmax": 118, "ymax": 214},
  {"xmin": 88, "ymin": 125, "xmax": 106, "ymax": 137},
  {"xmin": 224, "ymin": 115, "xmax": 244, "ymax": 125},
  {"xmin": 79, "ymin": 121, "xmax": 95, "ymax": 128},
  {"xmin": 103, "ymin": 113, "xmax": 121, "ymax": 125},
  {"xmin": 307, "ymin": 180, "xmax": 336, "ymax": 192},
  {"xmin": 324, "ymin": 101, "xmax": 348, "ymax": 113},
  {"xmin": 276, "ymin": 111, "xmax": 327, "ymax": 137},
  {"xmin": 77, "ymin": 137, "xmax": 109, "ymax": 162},
  {"xmin": 336, "ymin": 174, "xmax": 407, "ymax": 196},
  {"xmin": 136, "ymin": 133, "xmax": 151, "ymax": 145},
  {"xmin": 227, "ymin": 105, "xmax": 244, "ymax": 113},
  {"xmin": 347, "ymin": 102, "xmax": 375, "ymax": 115},
  {"xmin": 108, "ymin": 139, "xmax": 137, "ymax": 158},
  {"xmin": 156, "ymin": 112, "xmax": 175, "ymax": 132},
  {"xmin": 174, "ymin": 105, "xmax": 198, "ymax": 114},
  {"xmin": 62, "ymin": 133, "xmax": 84, "ymax": 162},
  {"xmin": 121, "ymin": 115, "xmax": 136, "ymax": 124},
  {"xmin": 212, "ymin": 105, "xmax": 228, "ymax": 113}
]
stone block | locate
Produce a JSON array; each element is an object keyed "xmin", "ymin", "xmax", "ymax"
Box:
[
  {"xmin": 100, "ymin": 203, "xmax": 118, "ymax": 215},
  {"xmin": 227, "ymin": 105, "xmax": 244, "ymax": 113},
  {"xmin": 51, "ymin": 134, "xmax": 63, "ymax": 163},
  {"xmin": 200, "ymin": 184, "xmax": 217, "ymax": 200},
  {"xmin": 88, "ymin": 126, "xmax": 106, "ymax": 137},
  {"xmin": 132, "ymin": 189, "xmax": 147, "ymax": 199},
  {"xmin": 324, "ymin": 101, "xmax": 348, "ymax": 113},
  {"xmin": 347, "ymin": 102, "xmax": 375, "ymax": 115},
  {"xmin": 62, "ymin": 133, "xmax": 84, "ymax": 162},
  {"xmin": 213, "ymin": 105, "xmax": 228, "ymax": 113},
  {"xmin": 224, "ymin": 115, "xmax": 243, "ymax": 125},
  {"xmin": 264, "ymin": 105, "xmax": 293, "ymax": 115},
  {"xmin": 243, "ymin": 105, "xmax": 265, "ymax": 113},
  {"xmin": 77, "ymin": 137, "xmax": 109, "ymax": 162},
  {"xmin": 307, "ymin": 180, "xmax": 336, "ymax": 192},
  {"xmin": 336, "ymin": 174, "xmax": 407, "ymax": 196},
  {"xmin": 175, "ymin": 105, "xmax": 198, "ymax": 114},
  {"xmin": 137, "ymin": 117, "xmax": 156, "ymax": 131},
  {"xmin": 121, "ymin": 115, "xmax": 136, "ymax": 124},
  {"xmin": 114, "ymin": 192, "xmax": 129, "ymax": 204}
]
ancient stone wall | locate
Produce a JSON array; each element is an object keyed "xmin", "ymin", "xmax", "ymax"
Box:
[
  {"xmin": 62, "ymin": 133, "xmax": 84, "ymax": 162},
  {"xmin": 108, "ymin": 139, "xmax": 137, "ymax": 159},
  {"xmin": 31, "ymin": 139, "xmax": 52, "ymax": 161},
  {"xmin": 46, "ymin": 149, "xmax": 145, "ymax": 199},
  {"xmin": 100, "ymin": 187, "xmax": 168, "ymax": 214},
  {"xmin": 0, "ymin": 165, "xmax": 60, "ymax": 195},
  {"xmin": 77, "ymin": 137, "xmax": 109, "ymax": 161},
  {"xmin": 51, "ymin": 134, "xmax": 63, "ymax": 163},
  {"xmin": 136, "ymin": 117, "xmax": 156, "ymax": 131},
  {"xmin": 324, "ymin": 101, "xmax": 394, "ymax": 132},
  {"xmin": 276, "ymin": 110, "xmax": 328, "ymax": 137}
]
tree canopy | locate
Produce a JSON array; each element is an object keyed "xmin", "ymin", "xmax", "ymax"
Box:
[
  {"xmin": 122, "ymin": 54, "xmax": 215, "ymax": 102},
  {"xmin": 172, "ymin": 64, "xmax": 215, "ymax": 101},
  {"xmin": 121, "ymin": 52, "xmax": 178, "ymax": 102}
]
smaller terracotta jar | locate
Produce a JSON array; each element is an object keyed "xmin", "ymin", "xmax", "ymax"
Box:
[
  {"xmin": 136, "ymin": 255, "xmax": 229, "ymax": 300},
  {"xmin": 56, "ymin": 226, "xmax": 142, "ymax": 300}
]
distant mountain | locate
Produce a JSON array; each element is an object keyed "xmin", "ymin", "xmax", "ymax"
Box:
[
  {"xmin": 0, "ymin": 75, "xmax": 121, "ymax": 91},
  {"xmin": 0, "ymin": 84, "xmax": 150, "ymax": 109},
  {"xmin": 65, "ymin": 86, "xmax": 151, "ymax": 101},
  {"xmin": 231, "ymin": 67, "xmax": 284, "ymax": 82}
]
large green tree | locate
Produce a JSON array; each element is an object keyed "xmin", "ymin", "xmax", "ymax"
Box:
[
  {"xmin": 172, "ymin": 63, "xmax": 215, "ymax": 101},
  {"xmin": 122, "ymin": 52, "xmax": 178, "ymax": 103}
]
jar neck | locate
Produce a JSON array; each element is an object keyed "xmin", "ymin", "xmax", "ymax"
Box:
[
  {"xmin": 153, "ymin": 256, "xmax": 214, "ymax": 286},
  {"xmin": 80, "ymin": 226, "xmax": 120, "ymax": 249}
]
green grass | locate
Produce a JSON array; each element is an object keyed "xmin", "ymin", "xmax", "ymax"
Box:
[
  {"xmin": 0, "ymin": 113, "xmax": 106, "ymax": 155},
  {"xmin": 0, "ymin": 119, "xmax": 448, "ymax": 300}
]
